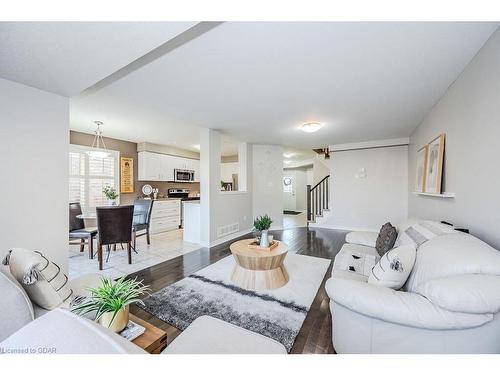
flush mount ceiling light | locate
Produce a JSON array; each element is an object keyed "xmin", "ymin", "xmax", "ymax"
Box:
[
  {"xmin": 193, "ymin": 144, "xmax": 200, "ymax": 150},
  {"xmin": 283, "ymin": 153, "xmax": 295, "ymax": 158},
  {"xmin": 87, "ymin": 121, "xmax": 110, "ymax": 158},
  {"xmin": 300, "ymin": 122, "xmax": 323, "ymax": 133}
]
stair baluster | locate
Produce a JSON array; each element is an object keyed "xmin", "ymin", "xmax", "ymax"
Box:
[{"xmin": 306, "ymin": 175, "xmax": 330, "ymax": 226}]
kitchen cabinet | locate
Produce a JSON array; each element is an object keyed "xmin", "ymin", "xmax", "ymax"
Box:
[
  {"xmin": 138, "ymin": 151, "xmax": 200, "ymax": 182},
  {"xmin": 150, "ymin": 199, "xmax": 181, "ymax": 234},
  {"xmin": 138, "ymin": 152, "xmax": 162, "ymax": 181}
]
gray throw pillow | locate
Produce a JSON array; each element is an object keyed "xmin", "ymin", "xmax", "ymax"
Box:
[{"xmin": 375, "ymin": 222, "xmax": 397, "ymax": 256}]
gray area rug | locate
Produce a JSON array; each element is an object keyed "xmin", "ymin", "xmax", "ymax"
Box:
[{"xmin": 140, "ymin": 253, "xmax": 331, "ymax": 351}]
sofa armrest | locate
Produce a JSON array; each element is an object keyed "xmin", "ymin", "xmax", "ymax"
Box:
[
  {"xmin": 0, "ymin": 308, "xmax": 146, "ymax": 354},
  {"xmin": 325, "ymin": 277, "xmax": 492, "ymax": 330},
  {"xmin": 345, "ymin": 231, "xmax": 378, "ymax": 248},
  {"xmin": 0, "ymin": 266, "xmax": 34, "ymax": 341}
]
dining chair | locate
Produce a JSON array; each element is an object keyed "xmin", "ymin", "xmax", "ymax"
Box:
[
  {"xmin": 69, "ymin": 202, "xmax": 98, "ymax": 259},
  {"xmin": 132, "ymin": 199, "xmax": 154, "ymax": 251},
  {"xmin": 96, "ymin": 205, "xmax": 134, "ymax": 270}
]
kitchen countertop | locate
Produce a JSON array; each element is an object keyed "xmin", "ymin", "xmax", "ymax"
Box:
[{"xmin": 182, "ymin": 200, "xmax": 200, "ymax": 204}]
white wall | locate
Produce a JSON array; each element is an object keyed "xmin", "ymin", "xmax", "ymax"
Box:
[
  {"xmin": 220, "ymin": 162, "xmax": 239, "ymax": 183},
  {"xmin": 313, "ymin": 157, "xmax": 330, "ymax": 185},
  {"xmin": 252, "ymin": 145, "xmax": 284, "ymax": 229},
  {"xmin": 306, "ymin": 168, "xmax": 313, "ymax": 186},
  {"xmin": 283, "ymin": 168, "xmax": 308, "ymax": 211},
  {"xmin": 408, "ymin": 28, "xmax": 500, "ymax": 248},
  {"xmin": 200, "ymin": 128, "xmax": 253, "ymax": 247},
  {"xmin": 319, "ymin": 145, "xmax": 408, "ymax": 231},
  {"xmin": 0, "ymin": 78, "xmax": 69, "ymax": 270}
]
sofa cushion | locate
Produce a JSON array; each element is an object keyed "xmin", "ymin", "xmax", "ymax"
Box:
[
  {"xmin": 345, "ymin": 231, "xmax": 378, "ymax": 248},
  {"xmin": 331, "ymin": 269, "xmax": 369, "ymax": 282},
  {"xmin": 326, "ymin": 277, "xmax": 493, "ymax": 330},
  {"xmin": 3, "ymin": 248, "xmax": 73, "ymax": 310},
  {"xmin": 405, "ymin": 233, "xmax": 500, "ymax": 293},
  {"xmin": 0, "ymin": 267, "xmax": 34, "ymax": 341},
  {"xmin": 368, "ymin": 244, "xmax": 416, "ymax": 290},
  {"xmin": 375, "ymin": 222, "xmax": 397, "ymax": 256},
  {"xmin": 333, "ymin": 243, "xmax": 379, "ymax": 278},
  {"xmin": 0, "ymin": 308, "xmax": 146, "ymax": 354},
  {"xmin": 416, "ymin": 274, "xmax": 500, "ymax": 314}
]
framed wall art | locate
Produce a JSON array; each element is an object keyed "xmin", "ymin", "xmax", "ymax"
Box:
[
  {"xmin": 424, "ymin": 134, "xmax": 445, "ymax": 194},
  {"xmin": 120, "ymin": 157, "xmax": 134, "ymax": 193},
  {"xmin": 415, "ymin": 145, "xmax": 428, "ymax": 193}
]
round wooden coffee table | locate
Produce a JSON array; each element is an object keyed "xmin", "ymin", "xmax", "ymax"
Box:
[{"xmin": 229, "ymin": 239, "xmax": 289, "ymax": 290}]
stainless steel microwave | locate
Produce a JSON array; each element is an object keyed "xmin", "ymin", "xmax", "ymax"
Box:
[{"xmin": 174, "ymin": 169, "xmax": 195, "ymax": 182}]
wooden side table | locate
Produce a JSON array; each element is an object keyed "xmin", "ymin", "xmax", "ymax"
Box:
[
  {"xmin": 130, "ymin": 314, "xmax": 168, "ymax": 354},
  {"xmin": 230, "ymin": 239, "xmax": 289, "ymax": 290}
]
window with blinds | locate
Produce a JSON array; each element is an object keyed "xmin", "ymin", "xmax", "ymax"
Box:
[{"xmin": 69, "ymin": 144, "xmax": 120, "ymax": 212}]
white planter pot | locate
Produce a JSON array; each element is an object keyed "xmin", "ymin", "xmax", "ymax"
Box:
[{"xmin": 260, "ymin": 229, "xmax": 270, "ymax": 247}]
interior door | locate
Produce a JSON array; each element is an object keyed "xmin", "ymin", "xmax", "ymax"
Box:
[{"xmin": 283, "ymin": 173, "xmax": 296, "ymax": 211}]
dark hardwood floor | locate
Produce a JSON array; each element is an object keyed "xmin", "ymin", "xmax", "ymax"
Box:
[{"xmin": 128, "ymin": 226, "xmax": 347, "ymax": 354}]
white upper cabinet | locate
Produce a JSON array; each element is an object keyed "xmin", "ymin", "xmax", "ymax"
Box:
[
  {"xmin": 138, "ymin": 151, "xmax": 162, "ymax": 181},
  {"xmin": 138, "ymin": 151, "xmax": 200, "ymax": 182},
  {"xmin": 160, "ymin": 154, "xmax": 176, "ymax": 182}
]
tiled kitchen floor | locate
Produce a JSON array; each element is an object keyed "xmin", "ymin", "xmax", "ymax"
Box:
[{"xmin": 68, "ymin": 229, "xmax": 202, "ymax": 280}]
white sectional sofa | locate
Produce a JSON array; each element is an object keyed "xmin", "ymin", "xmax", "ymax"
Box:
[{"xmin": 326, "ymin": 221, "xmax": 500, "ymax": 354}]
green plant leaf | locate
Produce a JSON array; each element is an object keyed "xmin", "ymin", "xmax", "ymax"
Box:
[{"xmin": 71, "ymin": 276, "xmax": 150, "ymax": 325}]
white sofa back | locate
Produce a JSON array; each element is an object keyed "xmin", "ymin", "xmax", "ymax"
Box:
[
  {"xmin": 405, "ymin": 232, "xmax": 500, "ymax": 292},
  {"xmin": 402, "ymin": 232, "xmax": 500, "ymax": 315}
]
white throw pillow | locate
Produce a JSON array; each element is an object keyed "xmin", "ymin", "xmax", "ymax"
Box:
[
  {"xmin": 395, "ymin": 220, "xmax": 455, "ymax": 248},
  {"xmin": 368, "ymin": 244, "xmax": 416, "ymax": 289},
  {"xmin": 2, "ymin": 248, "xmax": 73, "ymax": 310},
  {"xmin": 416, "ymin": 274, "xmax": 500, "ymax": 314}
]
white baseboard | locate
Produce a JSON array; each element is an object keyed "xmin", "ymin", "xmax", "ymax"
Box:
[
  {"xmin": 309, "ymin": 223, "xmax": 378, "ymax": 232},
  {"xmin": 209, "ymin": 228, "xmax": 253, "ymax": 248}
]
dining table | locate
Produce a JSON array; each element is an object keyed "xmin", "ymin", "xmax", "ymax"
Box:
[{"xmin": 76, "ymin": 212, "xmax": 144, "ymax": 220}]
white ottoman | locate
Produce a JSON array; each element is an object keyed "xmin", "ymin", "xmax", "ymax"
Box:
[{"xmin": 163, "ymin": 315, "xmax": 287, "ymax": 354}]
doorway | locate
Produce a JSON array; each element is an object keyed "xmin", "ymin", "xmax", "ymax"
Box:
[{"xmin": 282, "ymin": 169, "xmax": 310, "ymax": 228}]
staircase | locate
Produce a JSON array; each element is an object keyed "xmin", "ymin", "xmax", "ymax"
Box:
[{"xmin": 307, "ymin": 174, "xmax": 331, "ymax": 225}]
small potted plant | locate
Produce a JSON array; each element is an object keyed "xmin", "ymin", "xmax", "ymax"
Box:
[
  {"xmin": 102, "ymin": 185, "xmax": 119, "ymax": 206},
  {"xmin": 72, "ymin": 277, "xmax": 150, "ymax": 333},
  {"xmin": 253, "ymin": 214, "xmax": 273, "ymax": 247}
]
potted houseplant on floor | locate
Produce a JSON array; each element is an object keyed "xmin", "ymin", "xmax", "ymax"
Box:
[
  {"xmin": 254, "ymin": 214, "xmax": 273, "ymax": 247},
  {"xmin": 103, "ymin": 185, "xmax": 119, "ymax": 206},
  {"xmin": 72, "ymin": 277, "xmax": 150, "ymax": 333}
]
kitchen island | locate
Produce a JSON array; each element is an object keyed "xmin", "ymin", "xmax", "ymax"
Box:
[{"xmin": 182, "ymin": 200, "xmax": 200, "ymax": 244}]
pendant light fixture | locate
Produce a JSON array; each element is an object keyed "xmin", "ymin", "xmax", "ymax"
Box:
[{"xmin": 87, "ymin": 121, "xmax": 110, "ymax": 158}]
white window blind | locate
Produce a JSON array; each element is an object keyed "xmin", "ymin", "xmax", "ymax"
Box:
[{"xmin": 69, "ymin": 145, "xmax": 120, "ymax": 212}]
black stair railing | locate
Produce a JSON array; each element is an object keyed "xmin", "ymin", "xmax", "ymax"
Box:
[{"xmin": 307, "ymin": 175, "xmax": 330, "ymax": 223}]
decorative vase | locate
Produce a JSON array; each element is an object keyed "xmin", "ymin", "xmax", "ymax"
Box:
[
  {"xmin": 108, "ymin": 199, "xmax": 117, "ymax": 206},
  {"xmin": 99, "ymin": 305, "xmax": 129, "ymax": 333},
  {"xmin": 259, "ymin": 229, "xmax": 269, "ymax": 247}
]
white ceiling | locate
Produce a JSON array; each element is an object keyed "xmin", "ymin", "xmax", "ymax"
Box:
[
  {"xmin": 2, "ymin": 22, "xmax": 498, "ymax": 152},
  {"xmin": 0, "ymin": 22, "xmax": 195, "ymax": 96}
]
